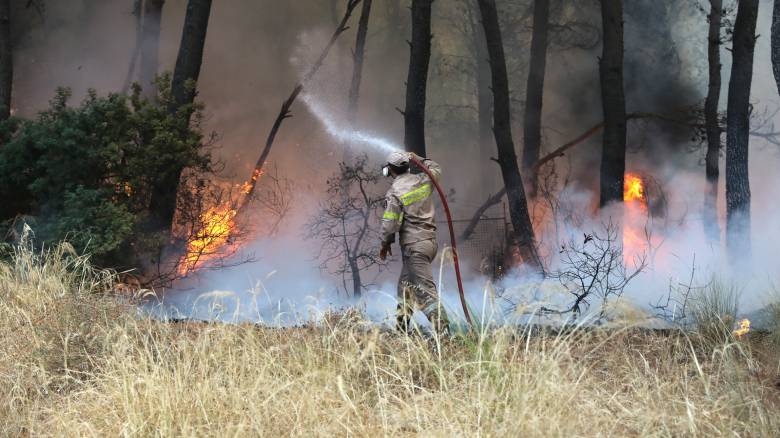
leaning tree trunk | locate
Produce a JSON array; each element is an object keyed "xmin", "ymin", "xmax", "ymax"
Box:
[
  {"xmin": 140, "ymin": 0, "xmax": 165, "ymax": 96},
  {"xmin": 149, "ymin": 0, "xmax": 212, "ymax": 231},
  {"xmin": 403, "ymin": 0, "xmax": 433, "ymax": 157},
  {"xmin": 521, "ymin": 0, "xmax": 550, "ymax": 196},
  {"xmin": 477, "ymin": 0, "xmax": 543, "ymax": 272},
  {"xmin": 0, "ymin": 0, "xmax": 11, "ymax": 121},
  {"xmin": 726, "ymin": 0, "xmax": 759, "ymax": 257},
  {"xmin": 347, "ymin": 0, "xmax": 372, "ymax": 124},
  {"xmin": 773, "ymin": 0, "xmax": 780, "ymax": 97},
  {"xmin": 598, "ymin": 0, "xmax": 627, "ymax": 207},
  {"xmin": 703, "ymin": 0, "xmax": 722, "ymax": 242},
  {"xmin": 121, "ymin": 0, "xmax": 144, "ymax": 93}
]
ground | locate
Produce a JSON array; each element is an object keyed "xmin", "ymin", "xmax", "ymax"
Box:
[{"xmin": 1, "ymin": 244, "xmax": 779, "ymax": 436}]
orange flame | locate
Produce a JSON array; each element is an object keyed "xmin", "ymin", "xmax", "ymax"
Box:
[
  {"xmin": 733, "ymin": 319, "xmax": 750, "ymax": 337},
  {"xmin": 178, "ymin": 205, "xmax": 238, "ymax": 275},
  {"xmin": 623, "ymin": 173, "xmax": 648, "ymax": 266},
  {"xmin": 177, "ymin": 167, "xmax": 264, "ymax": 276},
  {"xmin": 624, "ymin": 174, "xmax": 645, "ymax": 203},
  {"xmin": 241, "ymin": 169, "xmax": 263, "ymax": 195}
]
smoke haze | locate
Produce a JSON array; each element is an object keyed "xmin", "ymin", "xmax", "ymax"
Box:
[{"xmin": 9, "ymin": 0, "xmax": 780, "ymax": 326}]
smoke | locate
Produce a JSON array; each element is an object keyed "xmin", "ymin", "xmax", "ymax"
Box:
[{"xmin": 10, "ymin": 0, "xmax": 780, "ymax": 327}]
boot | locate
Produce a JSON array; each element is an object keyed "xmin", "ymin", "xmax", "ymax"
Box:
[
  {"xmin": 425, "ymin": 305, "xmax": 451, "ymax": 337},
  {"xmin": 396, "ymin": 303, "xmax": 412, "ymax": 334}
]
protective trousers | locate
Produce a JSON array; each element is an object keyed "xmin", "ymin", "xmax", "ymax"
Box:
[{"xmin": 396, "ymin": 239, "xmax": 450, "ymax": 334}]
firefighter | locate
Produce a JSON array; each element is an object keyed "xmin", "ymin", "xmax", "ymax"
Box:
[{"xmin": 379, "ymin": 151, "xmax": 450, "ymax": 335}]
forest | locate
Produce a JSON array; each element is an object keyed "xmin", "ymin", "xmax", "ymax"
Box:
[{"xmin": 1, "ymin": 0, "xmax": 780, "ymax": 435}]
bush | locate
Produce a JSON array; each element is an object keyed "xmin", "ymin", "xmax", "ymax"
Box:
[
  {"xmin": 690, "ymin": 277, "xmax": 740, "ymax": 348},
  {"xmin": 0, "ymin": 79, "xmax": 213, "ymax": 267}
]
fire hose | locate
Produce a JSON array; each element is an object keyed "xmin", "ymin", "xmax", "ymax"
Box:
[{"xmin": 409, "ymin": 156, "xmax": 473, "ymax": 329}]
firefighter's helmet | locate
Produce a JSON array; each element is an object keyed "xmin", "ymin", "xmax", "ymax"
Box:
[{"xmin": 386, "ymin": 151, "xmax": 411, "ymax": 167}]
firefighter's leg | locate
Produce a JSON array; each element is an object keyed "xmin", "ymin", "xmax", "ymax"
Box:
[
  {"xmin": 396, "ymin": 253, "xmax": 414, "ymax": 333},
  {"xmin": 405, "ymin": 239, "xmax": 451, "ymax": 335}
]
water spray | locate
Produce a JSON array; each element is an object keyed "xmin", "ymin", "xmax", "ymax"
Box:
[{"xmin": 301, "ymin": 93, "xmax": 472, "ymax": 328}]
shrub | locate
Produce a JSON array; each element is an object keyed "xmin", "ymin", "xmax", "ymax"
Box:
[
  {"xmin": 689, "ymin": 277, "xmax": 740, "ymax": 348},
  {"xmin": 0, "ymin": 79, "xmax": 213, "ymax": 267}
]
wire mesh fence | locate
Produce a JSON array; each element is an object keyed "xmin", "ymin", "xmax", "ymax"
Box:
[{"xmin": 437, "ymin": 203, "xmax": 509, "ymax": 278}]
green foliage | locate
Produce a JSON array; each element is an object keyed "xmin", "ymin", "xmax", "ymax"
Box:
[{"xmin": 0, "ymin": 78, "xmax": 212, "ymax": 265}]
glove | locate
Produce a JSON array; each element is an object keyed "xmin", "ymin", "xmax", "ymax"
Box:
[
  {"xmin": 407, "ymin": 152, "xmax": 422, "ymax": 162},
  {"xmin": 380, "ymin": 242, "xmax": 393, "ymax": 261}
]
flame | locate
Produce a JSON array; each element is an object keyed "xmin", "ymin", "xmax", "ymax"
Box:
[
  {"xmin": 733, "ymin": 319, "xmax": 751, "ymax": 337},
  {"xmin": 241, "ymin": 168, "xmax": 263, "ymax": 195},
  {"xmin": 177, "ymin": 167, "xmax": 264, "ymax": 276},
  {"xmin": 624, "ymin": 174, "xmax": 645, "ymax": 203},
  {"xmin": 178, "ymin": 204, "xmax": 238, "ymax": 276},
  {"xmin": 623, "ymin": 173, "xmax": 648, "ymax": 266}
]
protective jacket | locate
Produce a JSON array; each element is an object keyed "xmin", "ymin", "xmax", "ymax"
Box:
[{"xmin": 381, "ymin": 158, "xmax": 441, "ymax": 247}]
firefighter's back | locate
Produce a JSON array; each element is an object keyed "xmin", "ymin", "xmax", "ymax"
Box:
[{"xmin": 390, "ymin": 172, "xmax": 437, "ymax": 246}]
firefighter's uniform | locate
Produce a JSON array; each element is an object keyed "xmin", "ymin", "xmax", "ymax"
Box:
[{"xmin": 381, "ymin": 154, "xmax": 450, "ymax": 334}]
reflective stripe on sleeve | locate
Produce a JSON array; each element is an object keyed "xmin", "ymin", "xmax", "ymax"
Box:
[
  {"xmin": 383, "ymin": 211, "xmax": 403, "ymax": 222},
  {"xmin": 399, "ymin": 183, "xmax": 432, "ymax": 206}
]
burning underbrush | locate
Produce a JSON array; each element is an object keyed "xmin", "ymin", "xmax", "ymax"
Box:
[{"xmin": 171, "ymin": 165, "xmax": 292, "ymax": 279}]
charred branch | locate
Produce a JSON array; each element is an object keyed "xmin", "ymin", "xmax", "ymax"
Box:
[
  {"xmin": 540, "ymin": 222, "xmax": 646, "ymax": 320},
  {"xmin": 306, "ymin": 155, "xmax": 387, "ymax": 297}
]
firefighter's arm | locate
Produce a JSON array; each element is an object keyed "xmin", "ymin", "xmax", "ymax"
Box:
[
  {"xmin": 410, "ymin": 153, "xmax": 442, "ymax": 181},
  {"xmin": 380, "ymin": 193, "xmax": 403, "ymax": 247}
]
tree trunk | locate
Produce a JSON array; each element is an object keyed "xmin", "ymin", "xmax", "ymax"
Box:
[
  {"xmin": 726, "ymin": 0, "xmax": 758, "ymax": 257},
  {"xmin": 149, "ymin": 0, "xmax": 212, "ymax": 231},
  {"xmin": 349, "ymin": 258, "xmax": 362, "ymax": 298},
  {"xmin": 347, "ymin": 0, "xmax": 372, "ymax": 124},
  {"xmin": 598, "ymin": 0, "xmax": 627, "ymax": 207},
  {"xmin": 772, "ymin": 0, "xmax": 780, "ymax": 97},
  {"xmin": 477, "ymin": 0, "xmax": 543, "ymax": 272},
  {"xmin": 169, "ymin": 0, "xmax": 212, "ymax": 115},
  {"xmin": 704, "ymin": 0, "xmax": 722, "ymax": 241},
  {"xmin": 0, "ymin": 0, "xmax": 11, "ymax": 121},
  {"xmin": 468, "ymin": 0, "xmax": 495, "ymax": 189},
  {"xmin": 521, "ymin": 0, "xmax": 550, "ymax": 196},
  {"xmin": 140, "ymin": 0, "xmax": 165, "ymax": 96},
  {"xmin": 121, "ymin": 0, "xmax": 144, "ymax": 94},
  {"xmin": 403, "ymin": 0, "xmax": 433, "ymax": 156}
]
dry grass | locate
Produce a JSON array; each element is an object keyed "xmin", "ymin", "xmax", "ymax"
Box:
[{"xmin": 1, "ymin": 244, "xmax": 779, "ymax": 437}]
